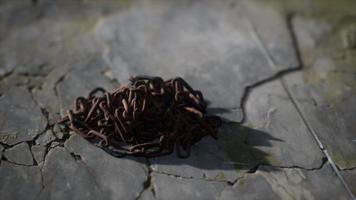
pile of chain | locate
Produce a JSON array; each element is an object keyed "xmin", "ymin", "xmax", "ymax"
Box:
[{"xmin": 59, "ymin": 76, "xmax": 222, "ymax": 158}]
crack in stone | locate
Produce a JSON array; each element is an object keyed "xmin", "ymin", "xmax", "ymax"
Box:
[
  {"xmin": 238, "ymin": 11, "xmax": 303, "ymax": 124},
  {"xmin": 61, "ymin": 146, "xmax": 108, "ymax": 197},
  {"xmin": 0, "ymin": 69, "xmax": 15, "ymax": 83},
  {"xmin": 27, "ymin": 141, "xmax": 40, "ymax": 166},
  {"xmin": 0, "ymin": 156, "xmax": 35, "ymax": 167},
  {"xmin": 53, "ymin": 73, "xmax": 67, "ymax": 98},
  {"xmin": 149, "ymin": 158, "xmax": 329, "ymax": 189},
  {"xmin": 135, "ymin": 158, "xmax": 156, "ymax": 200},
  {"xmin": 239, "ymin": 67, "xmax": 302, "ymax": 124},
  {"xmin": 340, "ymin": 166, "xmax": 356, "ymax": 171},
  {"xmin": 244, "ymin": 9, "xmax": 356, "ymax": 200},
  {"xmin": 37, "ymin": 145, "xmax": 57, "ymax": 196},
  {"xmin": 37, "ymin": 162, "xmax": 46, "ymax": 195},
  {"xmin": 150, "ymin": 169, "xmax": 233, "ymax": 184},
  {"xmin": 28, "ymin": 87, "xmax": 50, "ymax": 123},
  {"xmin": 258, "ymin": 157, "xmax": 328, "ymax": 172}
]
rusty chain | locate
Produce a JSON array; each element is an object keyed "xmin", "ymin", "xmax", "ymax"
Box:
[{"xmin": 58, "ymin": 76, "xmax": 222, "ymax": 158}]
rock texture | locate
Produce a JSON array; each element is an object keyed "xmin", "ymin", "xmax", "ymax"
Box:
[
  {"xmin": 286, "ymin": 16, "xmax": 356, "ymax": 170},
  {"xmin": 3, "ymin": 142, "xmax": 34, "ymax": 165},
  {"xmin": 0, "ymin": 87, "xmax": 47, "ymax": 145},
  {"xmin": 219, "ymin": 165, "xmax": 350, "ymax": 200},
  {"xmin": 0, "ymin": 161, "xmax": 42, "ymax": 200},
  {"xmin": 151, "ymin": 172, "xmax": 226, "ymax": 200},
  {"xmin": 245, "ymin": 79, "xmax": 324, "ymax": 168}
]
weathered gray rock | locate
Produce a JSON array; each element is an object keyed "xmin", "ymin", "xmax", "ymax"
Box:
[
  {"xmin": 152, "ymin": 172, "xmax": 226, "ymax": 200},
  {"xmin": 31, "ymin": 145, "xmax": 46, "ymax": 164},
  {"xmin": 0, "ymin": 87, "xmax": 47, "ymax": 145},
  {"xmin": 31, "ymin": 67, "xmax": 70, "ymax": 124},
  {"xmin": 285, "ymin": 16, "xmax": 356, "ymax": 169},
  {"xmin": 39, "ymin": 147, "xmax": 105, "ymax": 200},
  {"xmin": 95, "ymin": 0, "xmax": 298, "ymax": 122},
  {"xmin": 63, "ymin": 134, "xmax": 148, "ymax": 200},
  {"xmin": 3, "ymin": 142, "xmax": 34, "ymax": 165},
  {"xmin": 151, "ymin": 123, "xmax": 261, "ymax": 182},
  {"xmin": 49, "ymin": 141, "xmax": 60, "ymax": 149},
  {"xmin": 52, "ymin": 124, "xmax": 65, "ymax": 140},
  {"xmin": 36, "ymin": 130, "xmax": 56, "ymax": 146},
  {"xmin": 220, "ymin": 165, "xmax": 350, "ymax": 200},
  {"xmin": 245, "ymin": 79, "xmax": 324, "ymax": 168},
  {"xmin": 0, "ymin": 161, "xmax": 43, "ymax": 200}
]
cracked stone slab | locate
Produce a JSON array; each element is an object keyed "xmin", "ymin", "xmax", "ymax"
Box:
[
  {"xmin": 95, "ymin": 0, "xmax": 298, "ymax": 122},
  {"xmin": 244, "ymin": 79, "xmax": 324, "ymax": 168},
  {"xmin": 3, "ymin": 142, "xmax": 34, "ymax": 165},
  {"xmin": 220, "ymin": 165, "xmax": 350, "ymax": 200},
  {"xmin": 0, "ymin": 87, "xmax": 47, "ymax": 145},
  {"xmin": 52, "ymin": 124, "xmax": 65, "ymax": 140},
  {"xmin": 36, "ymin": 130, "xmax": 56, "ymax": 146},
  {"xmin": 63, "ymin": 134, "xmax": 148, "ymax": 200},
  {"xmin": 39, "ymin": 147, "xmax": 105, "ymax": 200},
  {"xmin": 284, "ymin": 16, "xmax": 356, "ymax": 169},
  {"xmin": 150, "ymin": 123, "xmax": 264, "ymax": 183},
  {"xmin": 151, "ymin": 172, "xmax": 226, "ymax": 200},
  {"xmin": 0, "ymin": 161, "xmax": 42, "ymax": 200},
  {"xmin": 31, "ymin": 66, "xmax": 70, "ymax": 124}
]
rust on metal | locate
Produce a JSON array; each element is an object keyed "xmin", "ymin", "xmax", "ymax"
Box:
[{"xmin": 58, "ymin": 76, "xmax": 222, "ymax": 158}]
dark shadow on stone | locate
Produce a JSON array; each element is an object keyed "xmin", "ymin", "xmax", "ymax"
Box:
[
  {"xmin": 207, "ymin": 107, "xmax": 231, "ymax": 114},
  {"xmin": 107, "ymin": 122, "xmax": 284, "ymax": 173}
]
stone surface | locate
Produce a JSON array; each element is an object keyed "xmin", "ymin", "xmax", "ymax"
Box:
[
  {"xmin": 151, "ymin": 172, "xmax": 226, "ymax": 200},
  {"xmin": 39, "ymin": 147, "xmax": 105, "ymax": 200},
  {"xmin": 243, "ymin": 0, "xmax": 299, "ymax": 70},
  {"xmin": 220, "ymin": 165, "xmax": 350, "ymax": 200},
  {"xmin": 285, "ymin": 16, "xmax": 356, "ymax": 169},
  {"xmin": 52, "ymin": 124, "xmax": 65, "ymax": 140},
  {"xmin": 95, "ymin": 0, "xmax": 298, "ymax": 122},
  {"xmin": 31, "ymin": 145, "xmax": 46, "ymax": 164},
  {"xmin": 0, "ymin": 87, "xmax": 47, "ymax": 145},
  {"xmin": 341, "ymin": 169, "xmax": 356, "ymax": 196},
  {"xmin": 31, "ymin": 67, "xmax": 70, "ymax": 124},
  {"xmin": 63, "ymin": 134, "xmax": 148, "ymax": 200},
  {"xmin": 36, "ymin": 130, "xmax": 56, "ymax": 146},
  {"xmin": 245, "ymin": 79, "xmax": 324, "ymax": 168},
  {"xmin": 0, "ymin": 161, "xmax": 43, "ymax": 200},
  {"xmin": 3, "ymin": 142, "xmax": 34, "ymax": 165}
]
